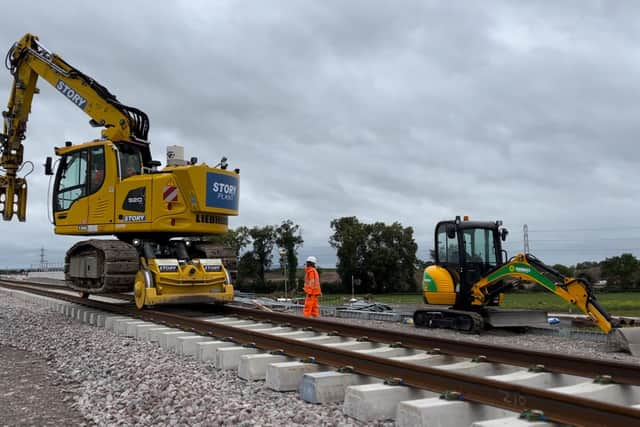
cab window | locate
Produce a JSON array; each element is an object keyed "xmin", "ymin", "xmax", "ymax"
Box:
[
  {"xmin": 436, "ymin": 223, "xmax": 460, "ymax": 265},
  {"xmin": 462, "ymin": 228, "xmax": 497, "ymax": 266},
  {"xmin": 118, "ymin": 145, "xmax": 142, "ymax": 179},
  {"xmin": 89, "ymin": 146, "xmax": 105, "ymax": 193},
  {"xmin": 55, "ymin": 150, "xmax": 88, "ymax": 211}
]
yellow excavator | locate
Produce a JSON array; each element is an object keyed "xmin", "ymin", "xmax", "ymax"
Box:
[
  {"xmin": 0, "ymin": 33, "xmax": 237, "ymax": 308},
  {"xmin": 414, "ymin": 216, "xmax": 639, "ymax": 352}
]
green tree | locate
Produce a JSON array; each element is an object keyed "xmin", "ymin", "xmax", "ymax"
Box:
[
  {"xmin": 552, "ymin": 264, "xmax": 574, "ymax": 277},
  {"xmin": 601, "ymin": 253, "xmax": 639, "ymax": 290},
  {"xmin": 330, "ymin": 217, "xmax": 418, "ymax": 293},
  {"xmin": 248, "ymin": 225, "xmax": 276, "ymax": 288},
  {"xmin": 237, "ymin": 251, "xmax": 259, "ymax": 287},
  {"xmin": 275, "ymin": 219, "xmax": 304, "ymax": 294},
  {"xmin": 362, "ymin": 222, "xmax": 418, "ymax": 293},
  {"xmin": 329, "ymin": 217, "xmax": 367, "ymax": 293},
  {"xmin": 205, "ymin": 226, "xmax": 250, "ymax": 253},
  {"xmin": 575, "ymin": 261, "xmax": 599, "ymax": 270}
]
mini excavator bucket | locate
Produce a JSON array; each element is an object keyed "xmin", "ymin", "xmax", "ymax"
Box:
[{"xmin": 611, "ymin": 328, "xmax": 640, "ymax": 356}]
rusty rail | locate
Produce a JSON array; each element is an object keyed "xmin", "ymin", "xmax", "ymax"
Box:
[{"xmin": 223, "ymin": 306, "xmax": 640, "ymax": 386}]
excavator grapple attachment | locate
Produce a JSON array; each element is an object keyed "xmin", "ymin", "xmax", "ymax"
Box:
[{"xmin": 0, "ymin": 175, "xmax": 26, "ymax": 221}]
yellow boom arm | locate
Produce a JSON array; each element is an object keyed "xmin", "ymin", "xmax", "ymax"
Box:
[
  {"xmin": 471, "ymin": 253, "xmax": 615, "ymax": 333},
  {"xmin": 0, "ymin": 33, "xmax": 149, "ymax": 221}
]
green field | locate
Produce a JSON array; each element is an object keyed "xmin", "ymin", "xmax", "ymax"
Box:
[
  {"xmin": 501, "ymin": 292, "xmax": 640, "ymax": 317},
  {"xmin": 315, "ymin": 292, "xmax": 640, "ymax": 317}
]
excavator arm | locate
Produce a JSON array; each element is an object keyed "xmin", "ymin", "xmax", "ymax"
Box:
[
  {"xmin": 0, "ymin": 33, "xmax": 149, "ymax": 221},
  {"xmin": 470, "ymin": 253, "xmax": 616, "ymax": 333}
]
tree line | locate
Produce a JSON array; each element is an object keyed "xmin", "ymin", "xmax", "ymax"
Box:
[
  {"xmin": 209, "ymin": 217, "xmax": 640, "ymax": 294},
  {"xmin": 205, "ymin": 219, "xmax": 303, "ymax": 292},
  {"xmin": 553, "ymin": 253, "xmax": 640, "ymax": 291},
  {"xmin": 208, "ymin": 216, "xmax": 420, "ymax": 294},
  {"xmin": 329, "ymin": 217, "xmax": 418, "ymax": 293}
]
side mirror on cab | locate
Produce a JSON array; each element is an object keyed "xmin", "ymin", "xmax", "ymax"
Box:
[
  {"xmin": 446, "ymin": 225, "xmax": 456, "ymax": 239},
  {"xmin": 501, "ymin": 228, "xmax": 509, "ymax": 241},
  {"xmin": 44, "ymin": 157, "xmax": 54, "ymax": 176}
]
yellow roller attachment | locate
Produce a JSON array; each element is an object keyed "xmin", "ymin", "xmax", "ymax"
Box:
[
  {"xmin": 134, "ymin": 273, "xmax": 147, "ymax": 309},
  {"xmin": 138, "ymin": 259, "xmax": 234, "ymax": 308},
  {"xmin": 143, "ymin": 283, "xmax": 234, "ymax": 306}
]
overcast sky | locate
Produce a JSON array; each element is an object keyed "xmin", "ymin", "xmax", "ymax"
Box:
[{"xmin": 1, "ymin": 1, "xmax": 639, "ymax": 269}]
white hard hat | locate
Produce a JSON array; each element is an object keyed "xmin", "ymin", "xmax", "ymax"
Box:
[{"xmin": 306, "ymin": 256, "xmax": 317, "ymax": 265}]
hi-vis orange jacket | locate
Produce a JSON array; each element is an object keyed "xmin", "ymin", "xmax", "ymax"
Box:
[{"xmin": 304, "ymin": 266, "xmax": 321, "ymax": 296}]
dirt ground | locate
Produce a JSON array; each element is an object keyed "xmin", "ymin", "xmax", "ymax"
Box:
[{"xmin": 0, "ymin": 345, "xmax": 86, "ymax": 426}]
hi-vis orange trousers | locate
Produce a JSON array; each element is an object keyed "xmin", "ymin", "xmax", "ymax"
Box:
[{"xmin": 303, "ymin": 294, "xmax": 319, "ymax": 317}]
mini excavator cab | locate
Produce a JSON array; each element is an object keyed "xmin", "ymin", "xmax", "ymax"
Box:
[{"xmin": 434, "ymin": 216, "xmax": 508, "ymax": 309}]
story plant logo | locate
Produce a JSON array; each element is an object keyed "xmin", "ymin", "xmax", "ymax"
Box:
[
  {"xmin": 55, "ymin": 80, "xmax": 87, "ymax": 109},
  {"xmin": 205, "ymin": 172, "xmax": 239, "ymax": 211},
  {"xmin": 211, "ymin": 181, "xmax": 237, "ymax": 201}
]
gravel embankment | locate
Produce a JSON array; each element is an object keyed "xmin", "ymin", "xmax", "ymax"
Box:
[
  {"xmin": 0, "ymin": 292, "xmax": 372, "ymax": 426},
  {"xmin": 0, "ymin": 345, "xmax": 85, "ymax": 426}
]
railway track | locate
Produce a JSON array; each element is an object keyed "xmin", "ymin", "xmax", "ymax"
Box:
[{"xmin": 2, "ymin": 278, "xmax": 640, "ymax": 426}]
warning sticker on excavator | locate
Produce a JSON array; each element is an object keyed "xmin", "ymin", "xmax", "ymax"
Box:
[{"xmin": 163, "ymin": 185, "xmax": 178, "ymax": 202}]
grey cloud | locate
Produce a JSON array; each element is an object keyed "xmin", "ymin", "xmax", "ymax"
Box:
[{"xmin": 1, "ymin": 1, "xmax": 639, "ymax": 267}]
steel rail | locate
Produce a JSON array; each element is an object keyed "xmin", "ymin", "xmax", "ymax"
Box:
[
  {"xmin": 3, "ymin": 278, "xmax": 638, "ymax": 383},
  {"xmin": 2, "ymin": 281, "xmax": 640, "ymax": 426},
  {"xmin": 1, "ymin": 279, "xmax": 132, "ymax": 300},
  {"xmin": 223, "ymin": 306, "xmax": 640, "ymax": 386}
]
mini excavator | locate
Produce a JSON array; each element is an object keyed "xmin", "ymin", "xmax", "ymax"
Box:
[
  {"xmin": 414, "ymin": 216, "xmax": 640, "ymax": 351},
  {"xmin": 0, "ymin": 33, "xmax": 238, "ymax": 308}
]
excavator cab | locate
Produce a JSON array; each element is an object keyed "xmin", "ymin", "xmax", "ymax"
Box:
[{"xmin": 434, "ymin": 217, "xmax": 506, "ymax": 309}]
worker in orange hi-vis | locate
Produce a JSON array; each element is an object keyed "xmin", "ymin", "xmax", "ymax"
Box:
[{"xmin": 303, "ymin": 256, "xmax": 321, "ymax": 317}]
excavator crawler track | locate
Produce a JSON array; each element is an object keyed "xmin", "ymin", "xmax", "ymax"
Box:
[
  {"xmin": 65, "ymin": 239, "xmax": 139, "ymax": 294},
  {"xmin": 413, "ymin": 308, "xmax": 485, "ymax": 333}
]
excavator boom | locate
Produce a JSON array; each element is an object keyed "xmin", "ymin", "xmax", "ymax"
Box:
[
  {"xmin": 471, "ymin": 253, "xmax": 616, "ymax": 334},
  {"xmin": 0, "ymin": 33, "xmax": 148, "ymax": 221}
]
